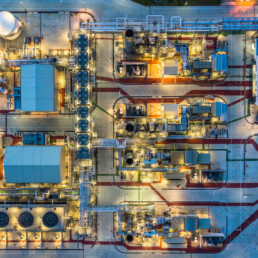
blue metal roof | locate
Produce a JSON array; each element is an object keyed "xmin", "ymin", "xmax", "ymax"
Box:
[
  {"xmin": 21, "ymin": 64, "xmax": 55, "ymax": 112},
  {"xmin": 212, "ymin": 54, "xmax": 228, "ymax": 73},
  {"xmin": 185, "ymin": 216, "xmax": 197, "ymax": 232},
  {"xmin": 23, "ymin": 133, "xmax": 45, "ymax": 145},
  {"xmin": 4, "ymin": 146, "xmax": 64, "ymax": 183},
  {"xmin": 198, "ymin": 218, "xmax": 211, "ymax": 229}
]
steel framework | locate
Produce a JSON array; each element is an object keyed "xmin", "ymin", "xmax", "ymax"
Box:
[{"xmin": 80, "ymin": 15, "xmax": 258, "ymax": 32}]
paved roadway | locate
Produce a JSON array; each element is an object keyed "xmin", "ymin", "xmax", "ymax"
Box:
[
  {"xmin": 0, "ymin": 250, "xmax": 84, "ymax": 258},
  {"xmin": 0, "ymin": 0, "xmax": 257, "ymax": 18}
]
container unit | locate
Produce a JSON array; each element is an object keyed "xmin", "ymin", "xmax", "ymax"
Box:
[
  {"xmin": 22, "ymin": 133, "xmax": 46, "ymax": 145},
  {"xmin": 12, "ymin": 87, "xmax": 21, "ymax": 110}
]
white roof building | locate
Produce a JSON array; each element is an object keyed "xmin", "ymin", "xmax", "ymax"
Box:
[{"xmin": 4, "ymin": 146, "xmax": 65, "ymax": 183}]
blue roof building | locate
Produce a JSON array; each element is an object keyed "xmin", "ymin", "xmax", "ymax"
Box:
[
  {"xmin": 21, "ymin": 64, "xmax": 55, "ymax": 112},
  {"xmin": 4, "ymin": 146, "xmax": 65, "ymax": 183}
]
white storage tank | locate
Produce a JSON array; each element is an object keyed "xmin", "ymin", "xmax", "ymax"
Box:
[{"xmin": 0, "ymin": 11, "xmax": 22, "ymax": 40}]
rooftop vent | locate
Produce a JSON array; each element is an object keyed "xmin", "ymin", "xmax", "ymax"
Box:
[
  {"xmin": 0, "ymin": 212, "xmax": 9, "ymax": 228},
  {"xmin": 18, "ymin": 212, "xmax": 34, "ymax": 228},
  {"xmin": 42, "ymin": 211, "xmax": 59, "ymax": 228}
]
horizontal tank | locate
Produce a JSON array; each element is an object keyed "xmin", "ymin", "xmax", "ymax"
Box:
[{"xmin": 0, "ymin": 11, "xmax": 22, "ymax": 40}]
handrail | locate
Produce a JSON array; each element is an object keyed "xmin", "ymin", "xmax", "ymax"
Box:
[{"xmin": 80, "ymin": 16, "xmax": 258, "ymax": 32}]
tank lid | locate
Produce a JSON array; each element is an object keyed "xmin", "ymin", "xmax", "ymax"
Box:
[{"xmin": 0, "ymin": 11, "xmax": 17, "ymax": 36}]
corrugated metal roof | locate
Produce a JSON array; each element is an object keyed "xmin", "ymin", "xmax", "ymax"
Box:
[
  {"xmin": 212, "ymin": 54, "xmax": 228, "ymax": 73},
  {"xmin": 163, "ymin": 104, "xmax": 178, "ymax": 112},
  {"xmin": 192, "ymin": 105, "xmax": 211, "ymax": 114},
  {"xmin": 198, "ymin": 218, "xmax": 211, "ymax": 229},
  {"xmin": 164, "ymin": 172, "xmax": 186, "ymax": 180},
  {"xmin": 21, "ymin": 64, "xmax": 55, "ymax": 111},
  {"xmin": 170, "ymin": 151, "xmax": 185, "ymax": 165},
  {"xmin": 171, "ymin": 216, "xmax": 185, "ymax": 230},
  {"xmin": 185, "ymin": 150, "xmax": 197, "ymax": 165},
  {"xmin": 185, "ymin": 216, "xmax": 197, "ymax": 232},
  {"xmin": 165, "ymin": 237, "xmax": 186, "ymax": 244},
  {"xmin": 197, "ymin": 153, "xmax": 211, "ymax": 165},
  {"xmin": 211, "ymin": 102, "xmax": 228, "ymax": 122},
  {"xmin": 164, "ymin": 59, "xmax": 179, "ymax": 75},
  {"xmin": 193, "ymin": 60, "xmax": 211, "ymax": 69},
  {"xmin": 4, "ymin": 146, "xmax": 64, "ymax": 183}
]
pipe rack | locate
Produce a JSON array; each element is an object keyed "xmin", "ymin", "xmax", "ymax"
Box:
[{"xmin": 80, "ymin": 16, "xmax": 258, "ymax": 33}]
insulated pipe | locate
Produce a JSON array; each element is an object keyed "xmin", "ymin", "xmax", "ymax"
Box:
[
  {"xmin": 83, "ymin": 16, "xmax": 258, "ymax": 33},
  {"xmin": 171, "ymin": 16, "xmax": 182, "ymax": 28},
  {"xmin": 34, "ymin": 191, "xmax": 48, "ymax": 201},
  {"xmin": 146, "ymin": 15, "xmax": 165, "ymax": 30},
  {"xmin": 182, "ymin": 21, "xmax": 220, "ymax": 25},
  {"xmin": 5, "ymin": 59, "xmax": 50, "ymax": 67},
  {"xmin": 0, "ymin": 188, "xmax": 37, "ymax": 197},
  {"xmin": 119, "ymin": 166, "xmax": 178, "ymax": 172}
]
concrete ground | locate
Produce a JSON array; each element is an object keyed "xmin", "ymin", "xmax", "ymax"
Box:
[{"xmin": 0, "ymin": 2, "xmax": 257, "ymax": 258}]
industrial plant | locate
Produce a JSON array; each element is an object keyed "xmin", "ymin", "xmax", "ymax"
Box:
[{"xmin": 0, "ymin": 1, "xmax": 257, "ymax": 257}]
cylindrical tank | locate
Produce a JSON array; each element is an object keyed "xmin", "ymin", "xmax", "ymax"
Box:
[
  {"xmin": 125, "ymin": 122, "xmax": 134, "ymax": 132},
  {"xmin": 126, "ymin": 233, "xmax": 134, "ymax": 243},
  {"xmin": 124, "ymin": 28, "xmax": 135, "ymax": 55},
  {"xmin": 0, "ymin": 11, "xmax": 22, "ymax": 40},
  {"xmin": 125, "ymin": 29, "xmax": 134, "ymax": 38},
  {"xmin": 125, "ymin": 213, "xmax": 134, "ymax": 231},
  {"xmin": 125, "ymin": 152, "xmax": 134, "ymax": 166}
]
